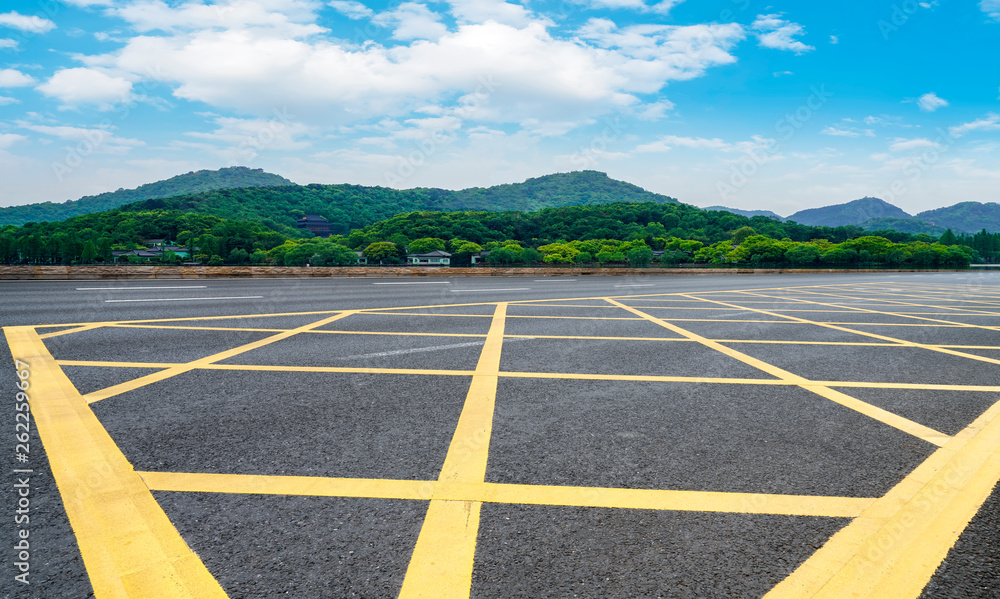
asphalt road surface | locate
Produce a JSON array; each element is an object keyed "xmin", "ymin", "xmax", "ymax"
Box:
[{"xmin": 2, "ymin": 271, "xmax": 999, "ymax": 598}]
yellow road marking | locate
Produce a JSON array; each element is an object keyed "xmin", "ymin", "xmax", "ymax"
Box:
[
  {"xmin": 53, "ymin": 360, "xmax": 1000, "ymax": 392},
  {"xmin": 3, "ymin": 327, "xmax": 227, "ymax": 599},
  {"xmin": 605, "ymin": 299, "xmax": 950, "ymax": 447},
  {"xmin": 398, "ymin": 303, "xmax": 508, "ymax": 599},
  {"xmin": 83, "ymin": 311, "xmax": 358, "ymax": 403},
  {"xmin": 766, "ymin": 396, "xmax": 1000, "ymax": 599},
  {"xmin": 719, "ymin": 292, "xmax": 1000, "ymax": 369},
  {"xmin": 38, "ymin": 323, "xmax": 105, "ymax": 339},
  {"xmin": 138, "ymin": 471, "xmax": 873, "ymax": 518}
]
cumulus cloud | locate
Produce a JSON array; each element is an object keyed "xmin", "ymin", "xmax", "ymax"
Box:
[
  {"xmin": 889, "ymin": 138, "xmax": 940, "ymax": 152},
  {"xmin": 916, "ymin": 92, "xmax": 948, "ymax": 112},
  {"xmin": 110, "ymin": 0, "xmax": 325, "ymax": 37},
  {"xmin": 568, "ymin": 0, "xmax": 684, "ymax": 14},
  {"xmin": 0, "ymin": 11, "xmax": 56, "ymax": 33},
  {"xmin": 0, "ymin": 69, "xmax": 34, "ymax": 87},
  {"xmin": 328, "ymin": 0, "xmax": 374, "ymax": 19},
  {"xmin": 982, "ymin": 0, "xmax": 1000, "ymax": 20},
  {"xmin": 752, "ymin": 14, "xmax": 814, "ymax": 54},
  {"xmin": 373, "ymin": 2, "xmax": 448, "ymax": 40},
  {"xmin": 18, "ymin": 123, "xmax": 145, "ymax": 154},
  {"xmin": 821, "ymin": 126, "xmax": 859, "ymax": 137},
  {"xmin": 81, "ymin": 12, "xmax": 743, "ymax": 128},
  {"xmin": 635, "ymin": 134, "xmax": 772, "ymax": 154},
  {"xmin": 37, "ymin": 68, "xmax": 133, "ymax": 108},
  {"xmin": 0, "ymin": 133, "xmax": 27, "ymax": 149},
  {"xmin": 949, "ymin": 113, "xmax": 1000, "ymax": 137}
]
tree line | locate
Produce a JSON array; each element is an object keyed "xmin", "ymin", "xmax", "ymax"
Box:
[{"xmin": 0, "ymin": 203, "xmax": 982, "ymax": 268}]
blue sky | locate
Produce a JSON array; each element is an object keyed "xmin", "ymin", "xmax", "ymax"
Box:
[{"xmin": 1, "ymin": 0, "xmax": 998, "ymax": 216}]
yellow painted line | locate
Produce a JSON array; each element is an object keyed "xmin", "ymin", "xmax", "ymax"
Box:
[
  {"xmin": 766, "ymin": 396, "xmax": 1000, "ymax": 599},
  {"xmin": 52, "ymin": 360, "xmax": 1000, "ymax": 392},
  {"xmin": 398, "ymin": 303, "xmax": 508, "ymax": 599},
  {"xmin": 3, "ymin": 327, "xmax": 227, "ymax": 598},
  {"xmin": 58, "ymin": 360, "xmax": 183, "ymax": 369},
  {"xmin": 483, "ymin": 483, "xmax": 873, "ymax": 517},
  {"xmin": 138, "ymin": 472, "xmax": 873, "ymax": 518},
  {"xmin": 605, "ymin": 299, "xmax": 950, "ymax": 447},
  {"xmin": 139, "ymin": 471, "xmax": 433, "ymax": 500},
  {"xmin": 38, "ymin": 323, "xmax": 105, "ymax": 339},
  {"xmin": 111, "ymin": 324, "xmax": 287, "ymax": 334},
  {"xmin": 503, "ymin": 371, "xmax": 796, "ymax": 386},
  {"xmin": 720, "ymin": 292, "xmax": 1000, "ymax": 369},
  {"xmin": 83, "ymin": 311, "xmax": 358, "ymax": 403},
  {"xmin": 398, "ymin": 500, "xmax": 483, "ymax": 599}
]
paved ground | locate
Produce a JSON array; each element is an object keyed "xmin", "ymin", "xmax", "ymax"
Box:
[{"xmin": 2, "ymin": 272, "xmax": 1000, "ymax": 598}]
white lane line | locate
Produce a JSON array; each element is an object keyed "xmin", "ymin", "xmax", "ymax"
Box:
[
  {"xmin": 372, "ymin": 282, "xmax": 451, "ymax": 285},
  {"xmin": 533, "ymin": 279, "xmax": 577, "ymax": 282},
  {"xmin": 614, "ymin": 284, "xmax": 655, "ymax": 287},
  {"xmin": 104, "ymin": 296, "xmax": 263, "ymax": 303},
  {"xmin": 338, "ymin": 337, "xmax": 534, "ymax": 360},
  {"xmin": 449, "ymin": 288, "xmax": 531, "ymax": 293},
  {"xmin": 77, "ymin": 286, "xmax": 208, "ymax": 290}
]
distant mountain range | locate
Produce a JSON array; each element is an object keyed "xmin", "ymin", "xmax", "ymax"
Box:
[
  {"xmin": 713, "ymin": 197, "xmax": 999, "ymax": 235},
  {"xmin": 121, "ymin": 170, "xmax": 679, "ymax": 236},
  {"xmin": 2, "ymin": 165, "xmax": 998, "ymax": 236},
  {"xmin": 0, "ymin": 166, "xmax": 294, "ymax": 226},
  {"xmin": 705, "ymin": 206, "xmax": 785, "ymax": 221}
]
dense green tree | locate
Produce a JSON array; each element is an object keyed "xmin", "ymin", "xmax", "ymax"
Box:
[{"xmin": 362, "ymin": 241, "xmax": 400, "ymax": 263}]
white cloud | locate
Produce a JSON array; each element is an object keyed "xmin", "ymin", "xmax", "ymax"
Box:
[
  {"xmin": 0, "ymin": 11, "xmax": 56, "ymax": 33},
  {"xmin": 981, "ymin": 0, "xmax": 1000, "ymax": 20},
  {"xmin": 328, "ymin": 0, "xmax": 374, "ymax": 19},
  {"xmin": 889, "ymin": 138, "xmax": 940, "ymax": 152},
  {"xmin": 18, "ymin": 123, "xmax": 145, "ymax": 154},
  {"xmin": 773, "ymin": 70, "xmax": 793, "ymax": 77},
  {"xmin": 445, "ymin": 0, "xmax": 537, "ymax": 27},
  {"xmin": 185, "ymin": 115, "xmax": 314, "ymax": 162},
  {"xmin": 86, "ymin": 16, "xmax": 743, "ymax": 127},
  {"xmin": 821, "ymin": 126, "xmax": 859, "ymax": 137},
  {"xmin": 569, "ymin": 0, "xmax": 684, "ymax": 14},
  {"xmin": 37, "ymin": 68, "xmax": 133, "ymax": 108},
  {"xmin": 752, "ymin": 14, "xmax": 814, "ymax": 54},
  {"xmin": 949, "ymin": 113, "xmax": 1000, "ymax": 137},
  {"xmin": 61, "ymin": 0, "xmax": 114, "ymax": 6},
  {"xmin": 0, "ymin": 96, "xmax": 19, "ymax": 105},
  {"xmin": 373, "ymin": 3, "xmax": 448, "ymax": 41},
  {"xmin": 0, "ymin": 68, "xmax": 34, "ymax": 87},
  {"xmin": 829, "ymin": 35, "xmax": 838, "ymax": 44},
  {"xmin": 0, "ymin": 38, "xmax": 16, "ymax": 48},
  {"xmin": 111, "ymin": 0, "xmax": 325, "ymax": 37},
  {"xmin": 0, "ymin": 133, "xmax": 27, "ymax": 149},
  {"xmin": 635, "ymin": 134, "xmax": 773, "ymax": 154},
  {"xmin": 916, "ymin": 92, "xmax": 948, "ymax": 112}
]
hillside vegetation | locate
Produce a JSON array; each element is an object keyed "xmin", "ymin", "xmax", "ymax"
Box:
[
  {"xmin": 120, "ymin": 170, "xmax": 679, "ymax": 237},
  {"xmin": 787, "ymin": 197, "xmax": 911, "ymax": 227},
  {"xmin": 0, "ymin": 167, "xmax": 294, "ymax": 226}
]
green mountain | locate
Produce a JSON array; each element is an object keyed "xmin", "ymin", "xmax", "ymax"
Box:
[
  {"xmin": 916, "ymin": 202, "xmax": 1000, "ymax": 234},
  {"xmin": 786, "ymin": 197, "xmax": 911, "ymax": 227},
  {"xmin": 704, "ymin": 206, "xmax": 784, "ymax": 221},
  {"xmin": 860, "ymin": 217, "xmax": 946, "ymax": 236},
  {"xmin": 0, "ymin": 166, "xmax": 294, "ymax": 226},
  {"xmin": 121, "ymin": 170, "xmax": 680, "ymax": 237}
]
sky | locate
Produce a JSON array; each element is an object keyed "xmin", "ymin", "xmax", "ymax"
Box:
[{"xmin": 0, "ymin": 0, "xmax": 998, "ymax": 217}]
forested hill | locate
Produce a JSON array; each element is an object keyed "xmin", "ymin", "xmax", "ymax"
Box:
[
  {"xmin": 0, "ymin": 167, "xmax": 294, "ymax": 226},
  {"xmin": 121, "ymin": 171, "xmax": 680, "ymax": 237}
]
